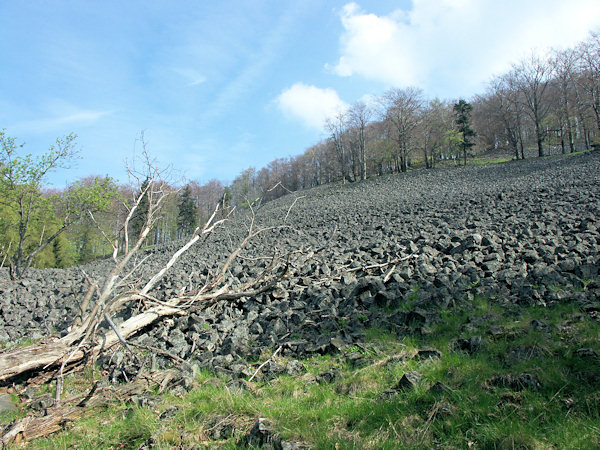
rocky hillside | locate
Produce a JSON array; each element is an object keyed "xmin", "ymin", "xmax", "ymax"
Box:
[{"xmin": 0, "ymin": 152, "xmax": 598, "ymax": 377}]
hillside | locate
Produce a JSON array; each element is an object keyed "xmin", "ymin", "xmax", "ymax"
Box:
[{"xmin": 1, "ymin": 151, "xmax": 599, "ymax": 447}]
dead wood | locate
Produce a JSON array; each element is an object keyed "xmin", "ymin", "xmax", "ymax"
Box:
[
  {"xmin": 0, "ymin": 298, "xmax": 185, "ymax": 382},
  {"xmin": 344, "ymin": 253, "xmax": 418, "ymax": 273},
  {"xmin": 0, "ymin": 161, "xmax": 328, "ymax": 446},
  {"xmin": 0, "ymin": 192, "xmax": 322, "ymax": 385},
  {"xmin": 248, "ymin": 346, "xmax": 283, "ymax": 382},
  {"xmin": 1, "ymin": 370, "xmax": 176, "ymax": 445}
]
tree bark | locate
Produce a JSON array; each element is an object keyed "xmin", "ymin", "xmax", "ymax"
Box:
[{"xmin": 0, "ymin": 300, "xmax": 184, "ymax": 382}]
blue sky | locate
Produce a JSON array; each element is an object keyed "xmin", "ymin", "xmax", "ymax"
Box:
[{"xmin": 1, "ymin": 1, "xmax": 599, "ymax": 187}]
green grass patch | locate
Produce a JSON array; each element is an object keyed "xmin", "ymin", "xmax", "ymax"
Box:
[
  {"xmin": 469, "ymin": 156, "xmax": 514, "ymax": 166},
  {"xmin": 28, "ymin": 294, "xmax": 600, "ymax": 448}
]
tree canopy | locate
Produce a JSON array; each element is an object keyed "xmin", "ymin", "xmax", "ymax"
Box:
[{"xmin": 0, "ymin": 131, "xmax": 119, "ymax": 278}]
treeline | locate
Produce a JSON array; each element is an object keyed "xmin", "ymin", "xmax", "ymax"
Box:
[
  {"xmin": 0, "ymin": 170, "xmax": 211, "ymax": 273},
  {"xmin": 1, "ymin": 32, "xmax": 598, "ymax": 271},
  {"xmin": 0, "ymin": 132, "xmax": 210, "ymax": 273},
  {"xmin": 224, "ymin": 31, "xmax": 600, "ymax": 204},
  {"xmin": 48, "ymin": 178, "xmax": 221, "ymax": 268}
]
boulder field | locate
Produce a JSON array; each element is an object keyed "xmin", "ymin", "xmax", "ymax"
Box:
[{"xmin": 1, "ymin": 152, "xmax": 598, "ymax": 379}]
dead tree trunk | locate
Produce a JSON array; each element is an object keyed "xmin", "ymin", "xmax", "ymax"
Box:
[
  {"xmin": 0, "ymin": 148, "xmax": 328, "ymax": 446},
  {"xmin": 0, "ymin": 187, "xmax": 318, "ymax": 385}
]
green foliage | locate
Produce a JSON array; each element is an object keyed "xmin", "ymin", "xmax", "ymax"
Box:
[
  {"xmin": 0, "ymin": 131, "xmax": 78, "ymax": 189},
  {"xmin": 52, "ymin": 233, "xmax": 78, "ymax": 268},
  {"xmin": 73, "ymin": 225, "xmax": 95, "ymax": 263},
  {"xmin": 0, "ymin": 131, "xmax": 119, "ymax": 277},
  {"xmin": 444, "ymin": 128, "xmax": 463, "ymax": 159},
  {"xmin": 470, "ymin": 156, "xmax": 513, "ymax": 165},
  {"xmin": 177, "ymin": 184, "xmax": 197, "ymax": 237},
  {"xmin": 64, "ymin": 176, "xmax": 119, "ymax": 214},
  {"xmin": 230, "ymin": 167, "xmax": 259, "ymax": 209},
  {"xmin": 0, "ymin": 131, "xmax": 78, "ymax": 277},
  {"xmin": 63, "ymin": 176, "xmax": 120, "ymax": 263}
]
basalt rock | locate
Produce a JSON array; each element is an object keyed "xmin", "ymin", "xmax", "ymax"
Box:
[{"xmin": 0, "ymin": 152, "xmax": 598, "ymax": 382}]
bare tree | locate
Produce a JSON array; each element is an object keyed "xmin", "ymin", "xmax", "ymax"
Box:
[
  {"xmin": 325, "ymin": 110, "xmax": 351, "ymax": 184},
  {"xmin": 191, "ymin": 179, "xmax": 225, "ymax": 225},
  {"xmin": 348, "ymin": 101, "xmax": 372, "ymax": 181},
  {"xmin": 484, "ymin": 76, "xmax": 527, "ymax": 159},
  {"xmin": 368, "ymin": 120, "xmax": 394, "ymax": 175},
  {"xmin": 381, "ymin": 87, "xmax": 424, "ymax": 172},
  {"xmin": 471, "ymin": 92, "xmax": 504, "ymax": 153},
  {"xmin": 576, "ymin": 31, "xmax": 600, "ymax": 134},
  {"xmin": 551, "ymin": 48, "xmax": 578, "ymax": 153},
  {"xmin": 508, "ymin": 53, "xmax": 553, "ymax": 157}
]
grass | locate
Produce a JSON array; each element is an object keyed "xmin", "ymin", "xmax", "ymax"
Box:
[
  {"xmin": 469, "ymin": 156, "xmax": 514, "ymax": 166},
  {"xmin": 12, "ymin": 290, "xmax": 600, "ymax": 448},
  {"xmin": 466, "ymin": 148, "xmax": 595, "ymax": 167},
  {"xmin": 0, "ymin": 335, "xmax": 44, "ymax": 351}
]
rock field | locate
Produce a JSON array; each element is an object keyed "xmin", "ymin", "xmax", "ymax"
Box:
[{"xmin": 1, "ymin": 152, "xmax": 599, "ymax": 380}]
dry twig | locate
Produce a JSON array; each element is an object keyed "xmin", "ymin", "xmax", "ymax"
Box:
[{"xmin": 248, "ymin": 346, "xmax": 283, "ymax": 382}]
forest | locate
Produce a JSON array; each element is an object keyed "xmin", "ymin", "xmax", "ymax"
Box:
[{"xmin": 1, "ymin": 31, "xmax": 599, "ymax": 273}]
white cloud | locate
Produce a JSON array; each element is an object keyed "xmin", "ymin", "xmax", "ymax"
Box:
[
  {"xmin": 277, "ymin": 83, "xmax": 348, "ymax": 130},
  {"xmin": 331, "ymin": 1, "xmax": 600, "ymax": 97},
  {"xmin": 331, "ymin": 2, "xmax": 419, "ymax": 85},
  {"xmin": 357, "ymin": 93, "xmax": 380, "ymax": 110}
]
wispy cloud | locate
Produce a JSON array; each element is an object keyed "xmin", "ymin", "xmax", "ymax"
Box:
[
  {"xmin": 10, "ymin": 108, "xmax": 112, "ymax": 134},
  {"xmin": 330, "ymin": 1, "xmax": 600, "ymax": 97},
  {"xmin": 277, "ymin": 83, "xmax": 348, "ymax": 130},
  {"xmin": 171, "ymin": 67, "xmax": 206, "ymax": 86},
  {"xmin": 197, "ymin": 3, "xmax": 310, "ymax": 124}
]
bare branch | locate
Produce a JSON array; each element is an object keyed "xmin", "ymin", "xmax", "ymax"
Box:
[
  {"xmin": 103, "ymin": 313, "xmax": 142, "ymax": 369},
  {"xmin": 88, "ymin": 210, "xmax": 118, "ymax": 262},
  {"xmin": 285, "ymin": 195, "xmax": 306, "ymax": 222},
  {"xmin": 248, "ymin": 346, "xmax": 283, "ymax": 382}
]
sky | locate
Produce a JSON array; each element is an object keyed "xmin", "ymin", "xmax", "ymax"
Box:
[{"xmin": 1, "ymin": 0, "xmax": 599, "ymax": 187}]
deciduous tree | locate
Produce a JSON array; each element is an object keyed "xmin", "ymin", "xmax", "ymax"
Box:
[
  {"xmin": 381, "ymin": 87, "xmax": 424, "ymax": 172},
  {"xmin": 508, "ymin": 53, "xmax": 552, "ymax": 157},
  {"xmin": 0, "ymin": 131, "xmax": 117, "ymax": 279},
  {"xmin": 577, "ymin": 31, "xmax": 600, "ymax": 135},
  {"xmin": 326, "ymin": 110, "xmax": 351, "ymax": 183},
  {"xmin": 348, "ymin": 101, "xmax": 372, "ymax": 180}
]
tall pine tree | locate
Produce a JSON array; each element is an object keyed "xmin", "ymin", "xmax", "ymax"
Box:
[
  {"xmin": 177, "ymin": 184, "xmax": 197, "ymax": 238},
  {"xmin": 453, "ymin": 99, "xmax": 477, "ymax": 166}
]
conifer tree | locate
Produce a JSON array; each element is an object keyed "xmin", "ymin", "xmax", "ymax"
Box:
[
  {"xmin": 177, "ymin": 184, "xmax": 197, "ymax": 238},
  {"xmin": 453, "ymin": 99, "xmax": 477, "ymax": 166}
]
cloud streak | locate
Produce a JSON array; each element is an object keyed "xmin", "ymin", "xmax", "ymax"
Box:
[
  {"xmin": 197, "ymin": 3, "xmax": 309, "ymax": 125},
  {"xmin": 10, "ymin": 108, "xmax": 112, "ymax": 134}
]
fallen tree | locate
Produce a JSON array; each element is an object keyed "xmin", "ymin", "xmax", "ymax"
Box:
[{"xmin": 0, "ymin": 152, "xmax": 324, "ymax": 444}]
